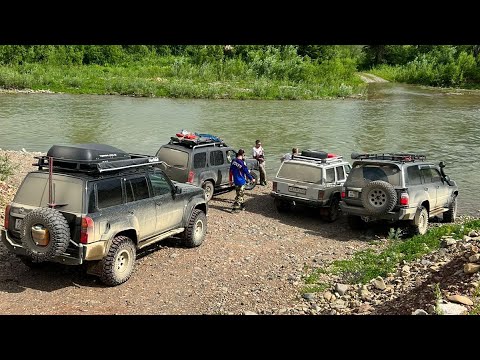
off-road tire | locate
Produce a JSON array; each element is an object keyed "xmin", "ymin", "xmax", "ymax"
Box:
[
  {"xmin": 183, "ymin": 209, "xmax": 207, "ymax": 248},
  {"xmin": 20, "ymin": 207, "xmax": 70, "ymax": 262},
  {"xmin": 443, "ymin": 196, "xmax": 457, "ymax": 223},
  {"xmin": 325, "ymin": 196, "xmax": 340, "ymax": 222},
  {"xmin": 347, "ymin": 215, "xmax": 365, "ymax": 230},
  {"xmin": 100, "ymin": 235, "xmax": 136, "ymax": 286},
  {"xmin": 361, "ymin": 180, "xmax": 397, "ymax": 215},
  {"xmin": 410, "ymin": 206, "xmax": 429, "ymax": 235},
  {"xmin": 244, "ymin": 172, "xmax": 257, "ymax": 191},
  {"xmin": 274, "ymin": 198, "xmax": 292, "ymax": 213},
  {"xmin": 202, "ymin": 181, "xmax": 215, "ymax": 202}
]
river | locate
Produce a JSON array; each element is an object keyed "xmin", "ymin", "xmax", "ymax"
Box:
[{"xmin": 1, "ymin": 83, "xmax": 479, "ymax": 215}]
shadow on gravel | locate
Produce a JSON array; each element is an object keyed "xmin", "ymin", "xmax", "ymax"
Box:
[
  {"xmin": 228, "ymin": 192, "xmax": 395, "ymax": 242},
  {"xmin": 372, "ymin": 255, "xmax": 469, "ymax": 315}
]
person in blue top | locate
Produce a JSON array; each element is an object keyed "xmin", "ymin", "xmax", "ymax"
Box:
[{"xmin": 229, "ymin": 149, "xmax": 255, "ymax": 212}]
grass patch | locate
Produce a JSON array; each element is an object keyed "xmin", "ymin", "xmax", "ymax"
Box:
[
  {"xmin": 302, "ymin": 283, "xmax": 329, "ymax": 294},
  {"xmin": 0, "ymin": 154, "xmax": 15, "ymax": 181},
  {"xmin": 469, "ymin": 285, "xmax": 480, "ymax": 315},
  {"xmin": 328, "ymin": 219, "xmax": 480, "ymax": 284}
]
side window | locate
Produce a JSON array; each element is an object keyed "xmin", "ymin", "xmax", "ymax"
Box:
[
  {"xmin": 210, "ymin": 150, "xmax": 224, "ymax": 166},
  {"xmin": 96, "ymin": 178, "xmax": 123, "ymax": 209},
  {"xmin": 431, "ymin": 168, "xmax": 442, "ymax": 183},
  {"xmin": 344, "ymin": 164, "xmax": 352, "ymax": 175},
  {"xmin": 126, "ymin": 176, "xmax": 150, "ymax": 202},
  {"xmin": 407, "ymin": 166, "xmax": 422, "ymax": 185},
  {"xmin": 226, "ymin": 150, "xmax": 236, "ymax": 163},
  {"xmin": 149, "ymin": 172, "xmax": 173, "ymax": 196},
  {"xmin": 193, "ymin": 152, "xmax": 207, "ymax": 169},
  {"xmin": 420, "ymin": 167, "xmax": 433, "ymax": 183},
  {"xmin": 336, "ymin": 166, "xmax": 345, "ymax": 181},
  {"xmin": 325, "ymin": 168, "xmax": 335, "ymax": 183}
]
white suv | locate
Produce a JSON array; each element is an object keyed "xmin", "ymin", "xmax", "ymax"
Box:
[{"xmin": 270, "ymin": 150, "xmax": 351, "ymax": 222}]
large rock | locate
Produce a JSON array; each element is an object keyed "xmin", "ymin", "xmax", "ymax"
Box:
[
  {"xmin": 468, "ymin": 230, "xmax": 478, "ymax": 237},
  {"xmin": 464, "ymin": 263, "xmax": 480, "ymax": 274},
  {"xmin": 412, "ymin": 309, "xmax": 428, "ymax": 315},
  {"xmin": 374, "ymin": 277, "xmax": 386, "ymax": 290},
  {"xmin": 440, "ymin": 237, "xmax": 457, "ymax": 247},
  {"xmin": 302, "ymin": 293, "xmax": 315, "ymax": 301},
  {"xmin": 447, "ymin": 294, "xmax": 474, "ymax": 306},
  {"xmin": 335, "ymin": 283, "xmax": 350, "ymax": 296},
  {"xmin": 437, "ymin": 302, "xmax": 467, "ymax": 315},
  {"xmin": 468, "ymin": 254, "xmax": 480, "ymax": 263}
]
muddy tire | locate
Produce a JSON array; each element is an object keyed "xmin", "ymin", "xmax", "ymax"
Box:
[
  {"xmin": 347, "ymin": 215, "xmax": 365, "ymax": 230},
  {"xmin": 361, "ymin": 180, "xmax": 397, "ymax": 215},
  {"xmin": 184, "ymin": 209, "xmax": 207, "ymax": 248},
  {"xmin": 244, "ymin": 172, "xmax": 257, "ymax": 191},
  {"xmin": 100, "ymin": 236, "xmax": 136, "ymax": 286},
  {"xmin": 325, "ymin": 196, "xmax": 340, "ymax": 222},
  {"xmin": 410, "ymin": 206, "xmax": 429, "ymax": 235},
  {"xmin": 202, "ymin": 181, "xmax": 214, "ymax": 202},
  {"xmin": 443, "ymin": 196, "xmax": 457, "ymax": 223},
  {"xmin": 274, "ymin": 198, "xmax": 292, "ymax": 213},
  {"xmin": 20, "ymin": 207, "xmax": 71, "ymax": 262}
]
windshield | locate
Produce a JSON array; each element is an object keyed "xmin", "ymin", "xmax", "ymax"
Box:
[
  {"xmin": 156, "ymin": 147, "xmax": 189, "ymax": 169},
  {"xmin": 347, "ymin": 164, "xmax": 401, "ymax": 187},
  {"xmin": 277, "ymin": 162, "xmax": 322, "ymax": 184}
]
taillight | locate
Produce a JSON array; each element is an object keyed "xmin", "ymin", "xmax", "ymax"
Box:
[
  {"xmin": 4, "ymin": 205, "xmax": 11, "ymax": 229},
  {"xmin": 400, "ymin": 192, "xmax": 409, "ymax": 206},
  {"xmin": 187, "ymin": 171, "xmax": 195, "ymax": 183},
  {"xmin": 341, "ymin": 187, "xmax": 346, "ymax": 198},
  {"xmin": 318, "ymin": 190, "xmax": 325, "ymax": 200},
  {"xmin": 272, "ymin": 181, "xmax": 277, "ymax": 192},
  {"xmin": 80, "ymin": 216, "xmax": 94, "ymax": 244}
]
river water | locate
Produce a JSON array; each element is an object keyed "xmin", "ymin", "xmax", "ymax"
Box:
[{"xmin": 1, "ymin": 83, "xmax": 479, "ymax": 215}]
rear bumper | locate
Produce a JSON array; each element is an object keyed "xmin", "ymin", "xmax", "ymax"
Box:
[
  {"xmin": 339, "ymin": 202, "xmax": 417, "ymax": 221},
  {"xmin": 270, "ymin": 192, "xmax": 328, "ymax": 207},
  {"xmin": 1, "ymin": 229, "xmax": 86, "ymax": 265}
]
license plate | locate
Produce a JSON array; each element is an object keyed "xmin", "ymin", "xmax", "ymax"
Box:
[
  {"xmin": 288, "ymin": 186, "xmax": 306, "ymax": 195},
  {"xmin": 15, "ymin": 218, "xmax": 23, "ymax": 230},
  {"xmin": 348, "ymin": 190, "xmax": 358, "ymax": 198}
]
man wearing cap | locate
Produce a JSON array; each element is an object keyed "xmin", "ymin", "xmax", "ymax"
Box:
[{"xmin": 229, "ymin": 149, "xmax": 255, "ymax": 212}]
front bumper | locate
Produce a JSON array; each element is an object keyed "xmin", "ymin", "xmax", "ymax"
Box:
[
  {"xmin": 339, "ymin": 202, "xmax": 417, "ymax": 221},
  {"xmin": 1, "ymin": 228, "xmax": 86, "ymax": 265},
  {"xmin": 270, "ymin": 191, "xmax": 328, "ymax": 208}
]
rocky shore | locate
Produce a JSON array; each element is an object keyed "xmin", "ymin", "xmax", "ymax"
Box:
[{"xmin": 0, "ymin": 149, "xmax": 478, "ymax": 315}]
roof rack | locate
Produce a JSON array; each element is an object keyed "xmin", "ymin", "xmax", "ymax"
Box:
[
  {"xmin": 169, "ymin": 136, "xmax": 228, "ymax": 149},
  {"xmin": 34, "ymin": 144, "xmax": 166, "ymax": 174},
  {"xmin": 351, "ymin": 152, "xmax": 426, "ymax": 162},
  {"xmin": 291, "ymin": 154, "xmax": 344, "ymax": 164},
  {"xmin": 35, "ymin": 154, "xmax": 165, "ymax": 174}
]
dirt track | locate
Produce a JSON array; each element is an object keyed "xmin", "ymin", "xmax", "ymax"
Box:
[{"xmin": 0, "ymin": 150, "xmax": 377, "ymax": 314}]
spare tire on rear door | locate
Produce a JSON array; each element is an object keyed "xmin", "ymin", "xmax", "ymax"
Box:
[
  {"xmin": 20, "ymin": 207, "xmax": 71, "ymax": 262},
  {"xmin": 361, "ymin": 180, "xmax": 397, "ymax": 215}
]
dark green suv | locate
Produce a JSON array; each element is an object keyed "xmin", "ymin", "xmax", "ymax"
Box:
[
  {"xmin": 340, "ymin": 153, "xmax": 458, "ymax": 235},
  {"xmin": 1, "ymin": 144, "xmax": 208, "ymax": 286}
]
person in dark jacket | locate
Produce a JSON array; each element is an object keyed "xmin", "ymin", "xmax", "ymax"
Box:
[{"xmin": 229, "ymin": 149, "xmax": 255, "ymax": 212}]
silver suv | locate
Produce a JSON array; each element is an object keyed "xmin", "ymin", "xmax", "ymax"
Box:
[
  {"xmin": 1, "ymin": 144, "xmax": 208, "ymax": 286},
  {"xmin": 156, "ymin": 136, "xmax": 257, "ymax": 202},
  {"xmin": 270, "ymin": 150, "xmax": 351, "ymax": 222},
  {"xmin": 340, "ymin": 153, "xmax": 458, "ymax": 235}
]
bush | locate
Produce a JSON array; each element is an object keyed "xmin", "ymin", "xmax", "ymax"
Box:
[{"xmin": 0, "ymin": 155, "xmax": 15, "ymax": 181}]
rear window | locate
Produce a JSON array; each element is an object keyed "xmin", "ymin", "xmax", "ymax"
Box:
[
  {"xmin": 277, "ymin": 162, "xmax": 322, "ymax": 184},
  {"xmin": 156, "ymin": 147, "xmax": 189, "ymax": 169},
  {"xmin": 14, "ymin": 173, "xmax": 84, "ymax": 213},
  {"xmin": 347, "ymin": 164, "xmax": 401, "ymax": 187}
]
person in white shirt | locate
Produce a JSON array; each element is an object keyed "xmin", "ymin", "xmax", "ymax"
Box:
[
  {"xmin": 281, "ymin": 147, "xmax": 299, "ymax": 162},
  {"xmin": 252, "ymin": 139, "xmax": 267, "ymax": 186}
]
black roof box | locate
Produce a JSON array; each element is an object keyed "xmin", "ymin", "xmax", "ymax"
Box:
[{"xmin": 47, "ymin": 144, "xmax": 131, "ymax": 163}]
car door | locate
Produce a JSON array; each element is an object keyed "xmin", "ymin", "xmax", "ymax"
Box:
[
  {"xmin": 431, "ymin": 166, "xmax": 449, "ymax": 208},
  {"xmin": 148, "ymin": 169, "xmax": 185, "ymax": 233},
  {"xmin": 209, "ymin": 149, "xmax": 227, "ymax": 186},
  {"xmin": 419, "ymin": 166, "xmax": 438, "ymax": 209},
  {"xmin": 124, "ymin": 175, "xmax": 157, "ymax": 240}
]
